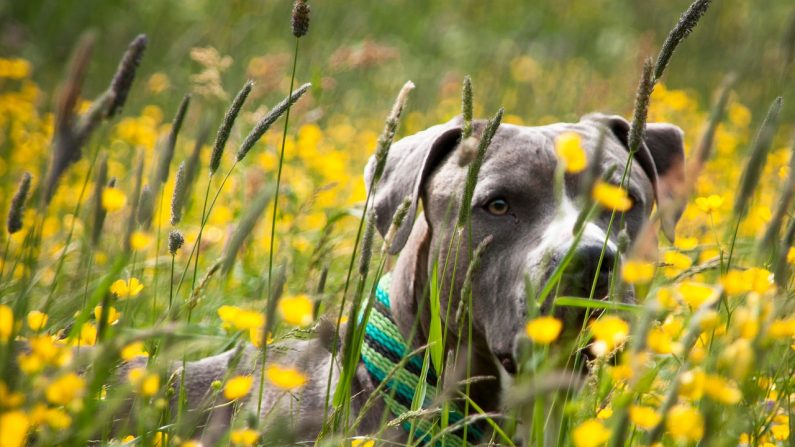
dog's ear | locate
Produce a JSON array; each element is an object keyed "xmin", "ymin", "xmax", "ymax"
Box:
[
  {"xmin": 365, "ymin": 117, "xmax": 463, "ymax": 254},
  {"xmin": 584, "ymin": 114, "xmax": 686, "ymax": 242}
]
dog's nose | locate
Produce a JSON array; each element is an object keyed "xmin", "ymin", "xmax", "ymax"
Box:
[{"xmin": 565, "ymin": 245, "xmax": 617, "ymax": 298}]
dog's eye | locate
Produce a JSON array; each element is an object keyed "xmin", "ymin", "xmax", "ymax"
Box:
[{"xmin": 485, "ymin": 198, "xmax": 510, "ymax": 216}]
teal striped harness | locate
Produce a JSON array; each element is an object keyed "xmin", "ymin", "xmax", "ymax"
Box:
[{"xmin": 360, "ymin": 274, "xmax": 484, "ymax": 446}]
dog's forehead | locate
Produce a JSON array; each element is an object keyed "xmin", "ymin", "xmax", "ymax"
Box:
[{"xmin": 480, "ymin": 122, "xmax": 653, "ymax": 194}]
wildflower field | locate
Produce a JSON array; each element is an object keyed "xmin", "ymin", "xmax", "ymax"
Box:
[{"xmin": 1, "ymin": 0, "xmax": 795, "ymax": 446}]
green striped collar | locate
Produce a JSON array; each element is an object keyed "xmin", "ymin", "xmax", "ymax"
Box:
[{"xmin": 360, "ymin": 273, "xmax": 483, "ymax": 446}]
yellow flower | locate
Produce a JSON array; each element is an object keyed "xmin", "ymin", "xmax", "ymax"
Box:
[
  {"xmin": 278, "ymin": 294, "xmax": 314, "ymax": 327},
  {"xmin": 0, "ymin": 304, "xmax": 13, "ymax": 342},
  {"xmin": 110, "ymin": 278, "xmax": 144, "ymax": 299},
  {"xmin": 147, "ymin": 72, "xmax": 171, "ymax": 94},
  {"xmin": 596, "ymin": 406, "xmax": 613, "ymax": 419},
  {"xmin": 589, "ymin": 316, "xmax": 630, "ymax": 356},
  {"xmin": 771, "ymin": 422, "xmax": 789, "ymax": 441},
  {"xmin": 217, "ymin": 305, "xmax": 265, "ymax": 331},
  {"xmin": 662, "ymin": 251, "xmax": 693, "ymax": 278},
  {"xmin": 26, "ymin": 310, "xmax": 48, "ymax": 331},
  {"xmin": 351, "ymin": 438, "xmax": 376, "ymax": 447},
  {"xmin": 223, "ymin": 375, "xmax": 254, "ymax": 401},
  {"xmin": 128, "ymin": 367, "xmax": 160, "ymax": 397},
  {"xmin": 0, "ymin": 381, "xmax": 24, "ymax": 409},
  {"xmin": 45, "ymin": 372, "xmax": 85, "ymax": 406},
  {"xmin": 592, "ymin": 181, "xmax": 632, "ymax": 212},
  {"xmin": 0, "ymin": 410, "xmax": 30, "ymax": 447},
  {"xmin": 629, "ymin": 405, "xmax": 661, "ymax": 430},
  {"xmin": 676, "ymin": 281, "xmax": 717, "ymax": 309},
  {"xmin": 129, "ymin": 231, "xmax": 153, "ymax": 251},
  {"xmin": 767, "ymin": 318, "xmax": 795, "ymax": 339},
  {"xmin": 646, "ymin": 327, "xmax": 675, "ymax": 355},
  {"xmin": 666, "ymin": 405, "xmax": 704, "ymax": 442},
  {"xmin": 265, "ymin": 364, "xmax": 307, "ymax": 390},
  {"xmin": 78, "ymin": 322, "xmax": 97, "ymax": 346},
  {"xmin": 101, "ymin": 188, "xmax": 127, "ymax": 212},
  {"xmin": 43, "ymin": 407, "xmax": 71, "ymax": 429},
  {"xmin": 694, "ymin": 194, "xmax": 723, "ymax": 214},
  {"xmin": 674, "ymin": 236, "xmax": 698, "ymax": 251},
  {"xmin": 678, "ymin": 368, "xmax": 705, "ymax": 400},
  {"xmin": 787, "ymin": 247, "xmax": 795, "ymax": 264},
  {"xmin": 525, "ymin": 316, "xmax": 563, "ymax": 344},
  {"xmin": 120, "ymin": 341, "xmax": 149, "ymax": 361},
  {"xmin": 703, "ymin": 374, "xmax": 742, "ymax": 405},
  {"xmin": 94, "ymin": 306, "xmax": 121, "ymax": 325},
  {"xmin": 731, "ymin": 307, "xmax": 759, "ymax": 340},
  {"xmin": 28, "ymin": 335, "xmax": 65, "ymax": 365},
  {"xmin": 744, "ymin": 267, "xmax": 774, "ymax": 295},
  {"xmin": 699, "ymin": 310, "xmax": 721, "ymax": 331},
  {"xmin": 621, "ymin": 260, "xmax": 655, "ymax": 284},
  {"xmin": 230, "ymin": 428, "xmax": 259, "ymax": 446},
  {"xmin": 655, "ymin": 287, "xmax": 678, "ymax": 310},
  {"xmin": 572, "ymin": 419, "xmax": 611, "ymax": 447},
  {"xmin": 555, "ymin": 132, "xmax": 587, "ymax": 173},
  {"xmin": 720, "ymin": 338, "xmax": 754, "ymax": 380},
  {"xmin": 721, "ymin": 270, "xmax": 750, "ymax": 295}
]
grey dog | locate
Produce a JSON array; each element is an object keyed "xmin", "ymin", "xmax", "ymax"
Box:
[{"xmin": 135, "ymin": 113, "xmax": 685, "ymax": 444}]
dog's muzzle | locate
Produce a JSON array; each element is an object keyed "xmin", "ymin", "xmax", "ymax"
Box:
[{"xmin": 561, "ymin": 244, "xmax": 618, "ymax": 299}]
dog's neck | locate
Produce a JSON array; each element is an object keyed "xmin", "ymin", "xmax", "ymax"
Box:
[{"xmin": 387, "ymin": 218, "xmax": 504, "ymax": 416}]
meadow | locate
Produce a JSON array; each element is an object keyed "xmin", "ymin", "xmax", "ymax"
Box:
[{"xmin": 1, "ymin": 0, "xmax": 795, "ymax": 446}]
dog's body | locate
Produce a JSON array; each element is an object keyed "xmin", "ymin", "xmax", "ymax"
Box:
[{"xmin": 154, "ymin": 114, "xmax": 686, "ymax": 444}]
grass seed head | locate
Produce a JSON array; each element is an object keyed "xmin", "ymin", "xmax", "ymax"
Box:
[
  {"xmin": 734, "ymin": 96, "xmax": 783, "ymax": 218},
  {"xmin": 372, "ymin": 81, "xmax": 415, "ymax": 183},
  {"xmin": 46, "ymin": 33, "xmax": 94, "ymax": 204},
  {"xmin": 291, "ymin": 0, "xmax": 310, "ymax": 38},
  {"xmin": 236, "ymin": 82, "xmax": 311, "ymax": 163},
  {"xmin": 90, "ymin": 155, "xmax": 109, "ymax": 245},
  {"xmin": 170, "ymin": 161, "xmax": 186, "ymax": 226},
  {"xmin": 457, "ymin": 107, "xmax": 504, "ymax": 227},
  {"xmin": 7, "ymin": 172, "xmax": 32, "ymax": 235},
  {"xmin": 168, "ymin": 229, "xmax": 184, "ymax": 256},
  {"xmin": 157, "ymin": 94, "xmax": 190, "ymax": 184},
  {"xmin": 628, "ymin": 58, "xmax": 655, "ymax": 155},
  {"xmin": 461, "ymin": 75, "xmax": 473, "ymax": 139},
  {"xmin": 655, "ymin": 0, "xmax": 712, "ymax": 80},
  {"xmin": 358, "ymin": 209, "xmax": 376, "ymax": 277},
  {"xmin": 136, "ymin": 184, "xmax": 154, "ymax": 227},
  {"xmin": 211, "ymin": 80, "xmax": 253, "ymax": 174},
  {"xmin": 107, "ymin": 34, "xmax": 148, "ymax": 118}
]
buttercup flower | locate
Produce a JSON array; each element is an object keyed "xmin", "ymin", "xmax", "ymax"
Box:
[
  {"xmin": 110, "ymin": 278, "xmax": 144, "ymax": 298},
  {"xmin": 629, "ymin": 405, "xmax": 661, "ymax": 430},
  {"xmin": 45, "ymin": 372, "xmax": 85, "ymax": 406},
  {"xmin": 572, "ymin": 419, "xmax": 611, "ymax": 447},
  {"xmin": 525, "ymin": 316, "xmax": 563, "ymax": 344},
  {"xmin": 278, "ymin": 294, "xmax": 314, "ymax": 327},
  {"xmin": 555, "ymin": 132, "xmax": 587, "ymax": 173},
  {"xmin": 666, "ymin": 405, "xmax": 704, "ymax": 442},
  {"xmin": 592, "ymin": 181, "xmax": 632, "ymax": 212},
  {"xmin": 101, "ymin": 188, "xmax": 127, "ymax": 212},
  {"xmin": 589, "ymin": 316, "xmax": 630, "ymax": 356},
  {"xmin": 621, "ymin": 260, "xmax": 655, "ymax": 284},
  {"xmin": 265, "ymin": 364, "xmax": 307, "ymax": 390},
  {"xmin": 223, "ymin": 375, "xmax": 254, "ymax": 401}
]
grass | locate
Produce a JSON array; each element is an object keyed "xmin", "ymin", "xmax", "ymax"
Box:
[{"xmin": 1, "ymin": 0, "xmax": 795, "ymax": 446}]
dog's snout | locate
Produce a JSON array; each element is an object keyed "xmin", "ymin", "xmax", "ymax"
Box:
[{"xmin": 565, "ymin": 245, "xmax": 617, "ymax": 298}]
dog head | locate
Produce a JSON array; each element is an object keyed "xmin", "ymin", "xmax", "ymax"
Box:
[{"xmin": 365, "ymin": 114, "xmax": 685, "ymax": 375}]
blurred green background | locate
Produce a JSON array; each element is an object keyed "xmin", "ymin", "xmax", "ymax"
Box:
[{"xmin": 2, "ymin": 0, "xmax": 795, "ymax": 128}]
